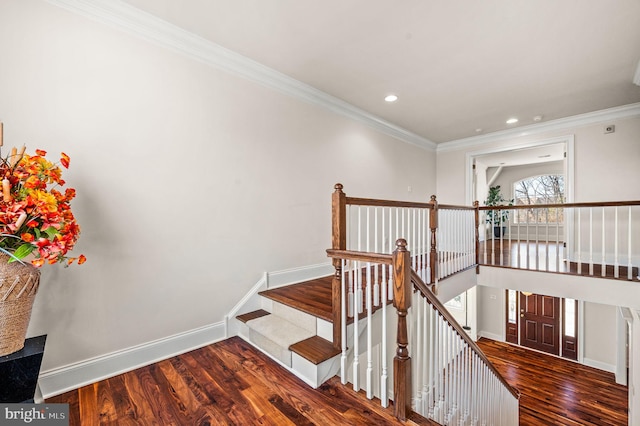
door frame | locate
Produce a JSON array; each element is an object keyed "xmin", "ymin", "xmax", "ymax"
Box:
[
  {"xmin": 465, "ymin": 135, "xmax": 574, "ymax": 206},
  {"xmin": 504, "ymin": 289, "xmax": 584, "ymax": 361}
]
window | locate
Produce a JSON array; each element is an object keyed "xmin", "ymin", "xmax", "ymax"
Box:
[
  {"xmin": 513, "ymin": 175, "xmax": 564, "ymax": 223},
  {"xmin": 564, "ymin": 298, "xmax": 576, "ymax": 338},
  {"xmin": 445, "ymin": 293, "xmax": 464, "ymax": 310},
  {"xmin": 507, "ymin": 290, "xmax": 517, "ymax": 324}
]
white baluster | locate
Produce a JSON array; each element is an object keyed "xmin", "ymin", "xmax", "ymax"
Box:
[
  {"xmin": 556, "ymin": 207, "xmax": 560, "ymax": 272},
  {"xmin": 517, "ymin": 208, "xmax": 521, "ymax": 269},
  {"xmin": 341, "ymin": 259, "xmax": 348, "ymax": 384},
  {"xmin": 374, "ymin": 208, "xmax": 379, "ymax": 306},
  {"xmin": 413, "ymin": 208, "xmax": 417, "ymax": 270},
  {"xmin": 589, "ymin": 207, "xmax": 594, "ymax": 276},
  {"xmin": 500, "ymin": 208, "xmax": 505, "ymax": 267},
  {"xmin": 526, "ymin": 207, "xmax": 530, "ymax": 269},
  {"xmin": 388, "ymin": 209, "xmax": 393, "ymax": 300},
  {"xmin": 352, "ymin": 259, "xmax": 360, "ymax": 392},
  {"xmin": 545, "ymin": 209, "xmax": 550, "ymax": 271},
  {"xmin": 366, "ymin": 260, "xmax": 372, "ymax": 399},
  {"xmin": 428, "ymin": 304, "xmax": 435, "ymax": 418},
  {"xmin": 422, "ymin": 297, "xmax": 429, "ymax": 412},
  {"xmin": 628, "ymin": 206, "xmax": 633, "ymax": 280},
  {"xmin": 535, "ymin": 209, "xmax": 539, "ymax": 270},
  {"xmin": 380, "ymin": 259, "xmax": 388, "ymax": 408},
  {"xmin": 602, "ymin": 207, "xmax": 606, "ymax": 277},
  {"xmin": 615, "ymin": 207, "xmax": 619, "ymax": 278},
  {"xmin": 415, "ymin": 290, "xmax": 423, "ymax": 413},
  {"xmin": 491, "ymin": 209, "xmax": 496, "ymax": 266},
  {"xmin": 427, "ymin": 209, "xmax": 432, "ymax": 284},
  {"xmin": 577, "ymin": 209, "xmax": 582, "ymax": 274}
]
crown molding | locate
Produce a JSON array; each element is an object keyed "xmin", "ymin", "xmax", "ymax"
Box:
[
  {"xmin": 44, "ymin": 0, "xmax": 436, "ymax": 151},
  {"xmin": 438, "ymin": 102, "xmax": 640, "ymax": 153}
]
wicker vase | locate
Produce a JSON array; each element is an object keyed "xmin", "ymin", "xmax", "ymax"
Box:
[{"xmin": 0, "ymin": 254, "xmax": 41, "ymax": 356}]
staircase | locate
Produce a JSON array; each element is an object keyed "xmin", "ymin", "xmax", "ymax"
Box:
[
  {"xmin": 233, "ymin": 277, "xmax": 341, "ymax": 388},
  {"xmin": 226, "ymin": 184, "xmax": 640, "ymax": 424}
]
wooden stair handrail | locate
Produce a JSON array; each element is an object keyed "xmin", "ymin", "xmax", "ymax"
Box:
[
  {"xmin": 326, "ymin": 249, "xmax": 393, "ymax": 264},
  {"xmin": 478, "ymin": 200, "xmax": 640, "ymax": 210},
  {"xmin": 410, "ymin": 269, "xmax": 521, "ymax": 400},
  {"xmin": 347, "ymin": 196, "xmax": 475, "ymax": 211}
]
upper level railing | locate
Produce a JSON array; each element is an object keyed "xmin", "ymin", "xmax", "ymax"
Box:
[
  {"xmin": 479, "ymin": 201, "xmax": 640, "ymax": 280},
  {"xmin": 331, "ymin": 183, "xmax": 477, "ymax": 349}
]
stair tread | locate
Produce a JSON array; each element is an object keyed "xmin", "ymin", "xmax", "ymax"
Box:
[
  {"xmin": 259, "ymin": 276, "xmax": 333, "ymax": 322},
  {"xmin": 246, "ymin": 314, "xmax": 315, "ymax": 349},
  {"xmin": 236, "ymin": 309, "xmax": 270, "ymax": 323},
  {"xmin": 289, "ymin": 336, "xmax": 340, "ymax": 365}
]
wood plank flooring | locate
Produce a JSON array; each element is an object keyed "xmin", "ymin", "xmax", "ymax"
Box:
[
  {"xmin": 259, "ymin": 276, "xmax": 333, "ymax": 322},
  {"xmin": 477, "ymin": 338, "xmax": 628, "ymax": 426},
  {"xmin": 47, "ymin": 336, "xmax": 436, "ymax": 425},
  {"xmin": 479, "ymin": 240, "xmax": 639, "ymax": 281}
]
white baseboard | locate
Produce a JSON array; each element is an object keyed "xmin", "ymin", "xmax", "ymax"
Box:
[
  {"xmin": 267, "ymin": 262, "xmax": 333, "ymax": 289},
  {"xmin": 38, "ymin": 321, "xmax": 226, "ymax": 399},
  {"xmin": 225, "ymin": 263, "xmax": 334, "ymax": 338},
  {"xmin": 477, "ymin": 331, "xmax": 503, "ymax": 342},
  {"xmin": 39, "ymin": 263, "xmax": 334, "ymax": 399},
  {"xmin": 582, "ymin": 357, "xmax": 616, "ymax": 374}
]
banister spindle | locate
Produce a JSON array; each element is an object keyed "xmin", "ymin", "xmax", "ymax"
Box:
[
  {"xmin": 331, "ymin": 183, "xmax": 346, "ymax": 349},
  {"xmin": 393, "ymin": 239, "xmax": 412, "ymax": 421},
  {"xmin": 429, "ymin": 195, "xmax": 438, "ymax": 288},
  {"xmin": 473, "ymin": 200, "xmax": 478, "ymax": 274}
]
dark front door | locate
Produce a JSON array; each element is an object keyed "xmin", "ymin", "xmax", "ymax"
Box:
[{"xmin": 519, "ymin": 293, "xmax": 560, "ymax": 356}]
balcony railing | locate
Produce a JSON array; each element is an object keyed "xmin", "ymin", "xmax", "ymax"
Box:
[{"xmin": 479, "ymin": 201, "xmax": 640, "ymax": 280}]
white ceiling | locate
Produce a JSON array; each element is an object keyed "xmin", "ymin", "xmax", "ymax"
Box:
[{"xmin": 121, "ymin": 0, "xmax": 640, "ymax": 144}]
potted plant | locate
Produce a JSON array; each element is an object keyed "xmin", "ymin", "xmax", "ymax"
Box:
[
  {"xmin": 484, "ymin": 185, "xmax": 513, "ymax": 238},
  {"xmin": 0, "ymin": 139, "xmax": 85, "ymax": 356}
]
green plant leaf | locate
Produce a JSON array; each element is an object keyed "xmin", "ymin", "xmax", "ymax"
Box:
[
  {"xmin": 9, "ymin": 244, "xmax": 35, "ymax": 262},
  {"xmin": 44, "ymin": 226, "xmax": 59, "ymax": 240}
]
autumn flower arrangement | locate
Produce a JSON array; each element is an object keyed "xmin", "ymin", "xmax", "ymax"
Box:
[{"xmin": 0, "ymin": 142, "xmax": 85, "ymax": 267}]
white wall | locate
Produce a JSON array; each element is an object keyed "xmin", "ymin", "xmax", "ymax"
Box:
[
  {"xmin": 437, "ymin": 115, "xmax": 640, "ymax": 204},
  {"xmin": 0, "ymin": 0, "xmax": 436, "ymax": 378},
  {"xmin": 583, "ymin": 302, "xmax": 617, "ymax": 370},
  {"xmin": 477, "ymin": 285, "xmax": 505, "ymax": 341}
]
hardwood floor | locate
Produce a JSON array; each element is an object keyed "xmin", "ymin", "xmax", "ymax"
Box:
[
  {"xmin": 479, "ymin": 239, "xmax": 639, "ymax": 281},
  {"xmin": 47, "ymin": 336, "xmax": 436, "ymax": 425},
  {"xmin": 477, "ymin": 338, "xmax": 628, "ymax": 426},
  {"xmin": 259, "ymin": 276, "xmax": 333, "ymax": 322}
]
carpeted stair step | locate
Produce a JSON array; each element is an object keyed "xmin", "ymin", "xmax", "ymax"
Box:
[{"xmin": 245, "ymin": 314, "xmax": 315, "ymax": 367}]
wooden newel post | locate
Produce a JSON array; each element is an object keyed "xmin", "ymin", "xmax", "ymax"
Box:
[
  {"xmin": 392, "ymin": 238, "xmax": 412, "ymax": 421},
  {"xmin": 429, "ymin": 195, "xmax": 438, "ymax": 288},
  {"xmin": 331, "ymin": 183, "xmax": 347, "ymax": 349},
  {"xmin": 474, "ymin": 200, "xmax": 480, "ymax": 273}
]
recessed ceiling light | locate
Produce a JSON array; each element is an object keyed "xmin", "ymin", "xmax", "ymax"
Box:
[
  {"xmin": 384, "ymin": 94, "xmax": 398, "ymax": 102},
  {"xmin": 506, "ymin": 118, "xmax": 518, "ymax": 124},
  {"xmin": 475, "ymin": 128, "xmax": 483, "ymax": 133},
  {"xmin": 533, "ymin": 115, "xmax": 543, "ymax": 122}
]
